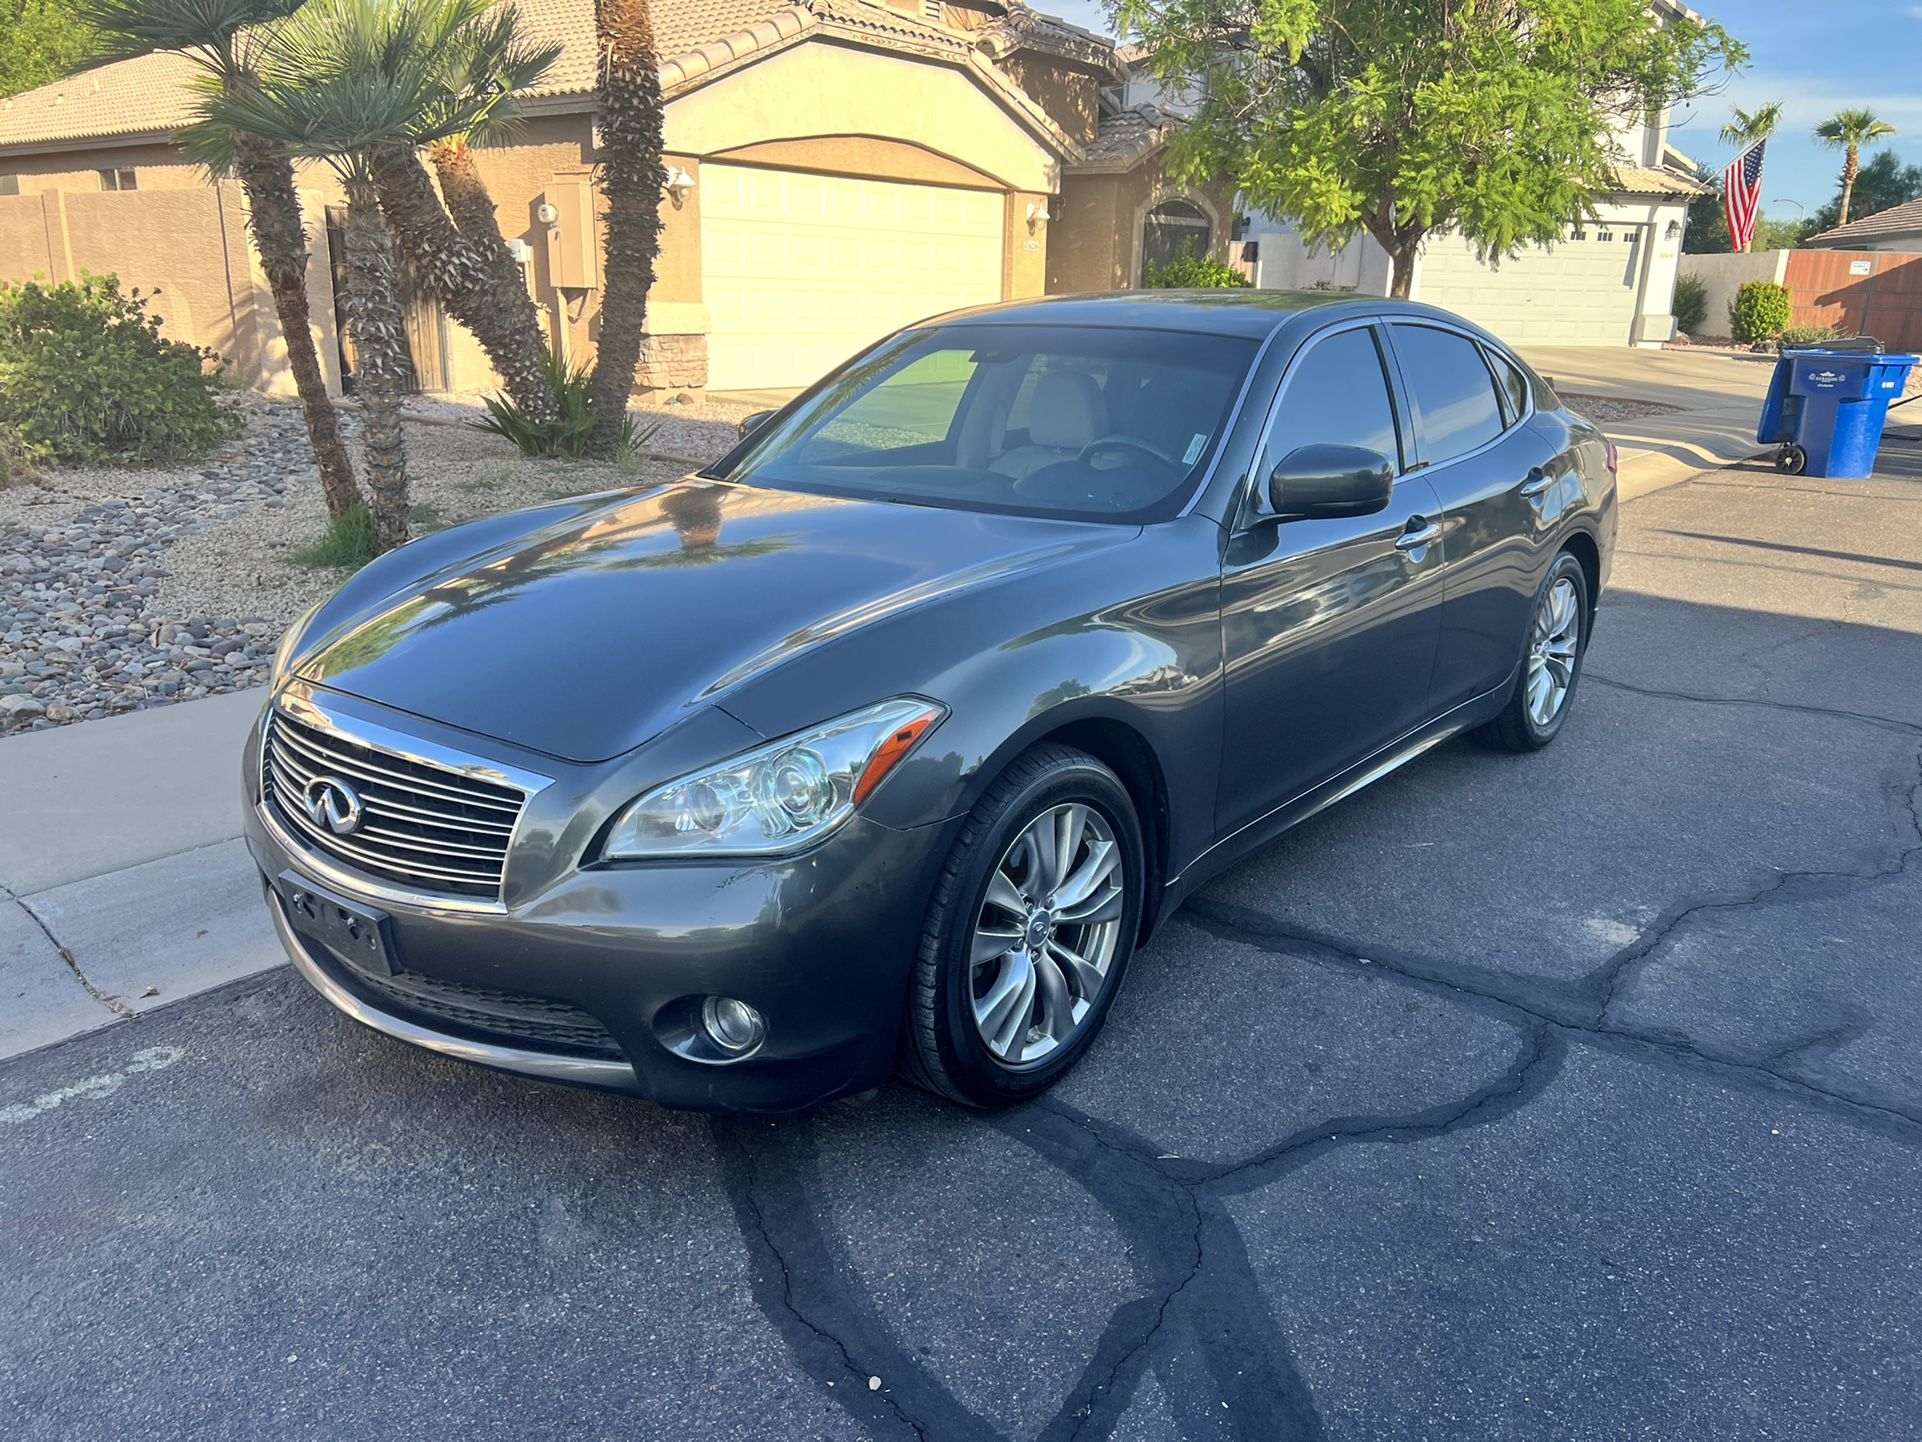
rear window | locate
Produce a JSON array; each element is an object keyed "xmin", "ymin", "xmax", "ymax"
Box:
[
  {"xmin": 1394, "ymin": 325, "xmax": 1507, "ymax": 463},
  {"xmin": 719, "ymin": 323, "xmax": 1259, "ymax": 523}
]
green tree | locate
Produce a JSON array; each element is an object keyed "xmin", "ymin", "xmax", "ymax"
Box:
[
  {"xmin": 80, "ymin": 0, "xmax": 363, "ymax": 518},
  {"xmin": 1806, "ymin": 149, "xmax": 1922, "ymax": 236},
  {"xmin": 0, "ymin": 0, "xmax": 94, "ymax": 97},
  {"xmin": 584, "ymin": 0, "xmax": 666, "ymax": 459},
  {"xmin": 1114, "ymin": 0, "xmax": 1745, "ymax": 298},
  {"xmin": 1717, "ymin": 100, "xmax": 1783, "ymax": 150},
  {"xmin": 1814, "ymin": 108, "xmax": 1897, "ymax": 227}
]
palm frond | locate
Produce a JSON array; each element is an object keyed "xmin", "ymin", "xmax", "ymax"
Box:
[{"xmin": 74, "ymin": 0, "xmax": 300, "ymax": 68}]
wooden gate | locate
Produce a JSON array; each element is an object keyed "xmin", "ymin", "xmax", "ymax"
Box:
[{"xmin": 1785, "ymin": 249, "xmax": 1922, "ymax": 353}]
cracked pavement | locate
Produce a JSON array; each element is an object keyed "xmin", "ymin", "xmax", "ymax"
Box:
[{"xmin": 5, "ymin": 433, "xmax": 1922, "ymax": 1440}]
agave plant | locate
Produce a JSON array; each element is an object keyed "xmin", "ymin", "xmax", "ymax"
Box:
[
  {"xmin": 474, "ymin": 350, "xmax": 658, "ymax": 460},
  {"xmin": 78, "ymin": 0, "xmax": 364, "ymax": 519}
]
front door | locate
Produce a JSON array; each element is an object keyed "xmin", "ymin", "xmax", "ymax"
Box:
[
  {"xmin": 1385, "ymin": 323, "xmax": 1559, "ymax": 707},
  {"xmin": 1217, "ymin": 322, "xmax": 1447, "ymax": 838}
]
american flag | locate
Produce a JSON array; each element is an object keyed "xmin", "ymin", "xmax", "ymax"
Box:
[{"xmin": 1723, "ymin": 139, "xmax": 1767, "ymax": 251}]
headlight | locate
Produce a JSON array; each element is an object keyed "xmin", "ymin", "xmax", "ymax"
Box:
[
  {"xmin": 603, "ymin": 697, "xmax": 946, "ymax": 859},
  {"xmin": 272, "ymin": 601, "xmax": 325, "ymax": 680}
]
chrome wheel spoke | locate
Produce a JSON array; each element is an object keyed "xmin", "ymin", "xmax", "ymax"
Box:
[
  {"xmin": 1048, "ymin": 939, "xmax": 1106, "ymax": 1000},
  {"xmin": 1524, "ymin": 575, "xmax": 1581, "ymax": 726},
  {"xmin": 1053, "ymin": 838, "xmax": 1116, "ymax": 911},
  {"xmin": 969, "ymin": 801, "xmax": 1126, "ymax": 1067}
]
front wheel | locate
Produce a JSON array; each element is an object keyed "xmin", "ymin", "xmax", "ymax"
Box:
[
  {"xmin": 901, "ymin": 745, "xmax": 1145, "ymax": 1107},
  {"xmin": 1473, "ymin": 551, "xmax": 1589, "ymax": 752}
]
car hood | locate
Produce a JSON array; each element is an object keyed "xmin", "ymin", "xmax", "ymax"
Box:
[{"xmin": 295, "ymin": 480, "xmax": 1130, "ymax": 763}]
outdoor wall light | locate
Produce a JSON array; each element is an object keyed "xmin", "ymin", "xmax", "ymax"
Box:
[
  {"xmin": 1025, "ymin": 201, "xmax": 1051, "ymax": 231},
  {"xmin": 1665, "ymin": 219, "xmax": 1682, "ymax": 240},
  {"xmin": 664, "ymin": 167, "xmax": 696, "ymax": 207}
]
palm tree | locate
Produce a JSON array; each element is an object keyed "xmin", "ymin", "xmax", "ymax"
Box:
[
  {"xmin": 79, "ymin": 0, "xmax": 364, "ymax": 520},
  {"xmin": 1719, "ymin": 101, "xmax": 1784, "ymax": 150},
  {"xmin": 350, "ymin": 0, "xmax": 563, "ymax": 426},
  {"xmin": 584, "ymin": 0, "xmax": 666, "ymax": 460},
  {"xmin": 1815, "ymin": 108, "xmax": 1898, "ymax": 227}
]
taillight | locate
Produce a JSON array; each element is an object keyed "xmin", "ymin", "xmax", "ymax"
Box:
[{"xmin": 1604, "ymin": 438, "xmax": 1619, "ymax": 474}]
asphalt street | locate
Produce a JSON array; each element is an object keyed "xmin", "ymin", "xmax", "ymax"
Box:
[{"xmin": 5, "ymin": 429, "xmax": 1922, "ymax": 1441}]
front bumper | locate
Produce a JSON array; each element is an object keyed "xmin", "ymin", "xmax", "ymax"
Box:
[{"xmin": 245, "ymin": 700, "xmax": 952, "ymax": 1113}]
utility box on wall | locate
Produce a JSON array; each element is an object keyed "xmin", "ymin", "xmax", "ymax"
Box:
[{"xmin": 541, "ymin": 179, "xmax": 597, "ymax": 289}]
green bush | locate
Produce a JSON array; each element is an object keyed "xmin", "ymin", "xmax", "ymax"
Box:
[
  {"xmin": 1776, "ymin": 323, "xmax": 1851, "ymax": 348},
  {"xmin": 289, "ymin": 504, "xmax": 381, "ymax": 571},
  {"xmin": 1672, "ymin": 274, "xmax": 1707, "ymax": 334},
  {"xmin": 0, "ymin": 275, "xmax": 236, "ymax": 466},
  {"xmin": 1729, "ymin": 280, "xmax": 1792, "ymax": 346},
  {"xmin": 1144, "ymin": 254, "xmax": 1251, "ymax": 289},
  {"xmin": 474, "ymin": 350, "xmax": 658, "ymax": 460}
]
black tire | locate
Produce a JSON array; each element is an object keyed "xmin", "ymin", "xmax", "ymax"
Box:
[
  {"xmin": 1473, "ymin": 550, "xmax": 1590, "ymax": 753},
  {"xmin": 901, "ymin": 744, "xmax": 1145, "ymax": 1107},
  {"xmin": 1777, "ymin": 444, "xmax": 1807, "ymax": 475}
]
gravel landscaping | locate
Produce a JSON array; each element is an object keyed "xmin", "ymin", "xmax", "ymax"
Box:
[{"xmin": 1, "ymin": 395, "xmax": 728, "ymax": 737}]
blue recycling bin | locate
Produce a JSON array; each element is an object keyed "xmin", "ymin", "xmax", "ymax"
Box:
[{"xmin": 1757, "ymin": 347, "xmax": 1918, "ymax": 478}]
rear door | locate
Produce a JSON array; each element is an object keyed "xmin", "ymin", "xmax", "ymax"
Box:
[
  {"xmin": 1217, "ymin": 322, "xmax": 1447, "ymax": 836},
  {"xmin": 1385, "ymin": 322, "xmax": 1559, "ymax": 708}
]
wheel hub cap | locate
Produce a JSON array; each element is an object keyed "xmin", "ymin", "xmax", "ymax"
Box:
[
  {"xmin": 970, "ymin": 802, "xmax": 1125, "ymax": 1066},
  {"xmin": 1525, "ymin": 576, "xmax": 1582, "ymax": 729}
]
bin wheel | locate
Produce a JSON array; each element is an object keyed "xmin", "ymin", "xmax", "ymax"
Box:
[{"xmin": 1776, "ymin": 444, "xmax": 1807, "ymax": 475}]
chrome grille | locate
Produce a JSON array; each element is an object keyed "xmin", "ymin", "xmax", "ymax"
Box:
[{"xmin": 263, "ymin": 709, "xmax": 527, "ymax": 899}]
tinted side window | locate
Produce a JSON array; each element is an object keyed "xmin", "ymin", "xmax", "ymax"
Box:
[
  {"xmin": 1395, "ymin": 326, "xmax": 1506, "ymax": 463},
  {"xmin": 1268, "ymin": 327, "xmax": 1401, "ymax": 468},
  {"xmin": 1485, "ymin": 346, "xmax": 1531, "ymax": 423}
]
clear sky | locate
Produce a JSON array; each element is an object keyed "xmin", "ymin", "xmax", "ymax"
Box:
[{"xmin": 1046, "ymin": 1, "xmax": 1921, "ymax": 224}]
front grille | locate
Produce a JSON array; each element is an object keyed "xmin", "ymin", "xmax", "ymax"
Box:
[
  {"xmin": 264, "ymin": 709, "xmax": 527, "ymax": 900},
  {"xmin": 332, "ymin": 957, "xmax": 625, "ymax": 1060}
]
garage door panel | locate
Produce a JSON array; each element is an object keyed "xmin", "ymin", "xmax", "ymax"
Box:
[
  {"xmin": 702, "ymin": 164, "xmax": 1005, "ymax": 390},
  {"xmin": 1418, "ymin": 228, "xmax": 1644, "ymax": 346}
]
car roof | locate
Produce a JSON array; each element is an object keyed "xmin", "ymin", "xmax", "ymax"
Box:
[{"xmin": 924, "ymin": 289, "xmax": 1496, "ymax": 343}]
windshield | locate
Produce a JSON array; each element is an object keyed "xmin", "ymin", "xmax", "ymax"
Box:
[{"xmin": 714, "ymin": 324, "xmax": 1260, "ymax": 523}]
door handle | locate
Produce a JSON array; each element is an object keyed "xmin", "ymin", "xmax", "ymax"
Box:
[
  {"xmin": 1394, "ymin": 518, "xmax": 1441, "ymax": 552},
  {"xmin": 1519, "ymin": 467, "xmax": 1554, "ymax": 497}
]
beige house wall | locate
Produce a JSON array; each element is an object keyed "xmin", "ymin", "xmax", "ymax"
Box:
[{"xmin": 1050, "ymin": 165, "xmax": 1234, "ymax": 294}]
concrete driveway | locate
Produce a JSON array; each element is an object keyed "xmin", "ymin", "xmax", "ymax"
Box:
[{"xmin": 5, "ymin": 428, "xmax": 1922, "ymax": 1439}]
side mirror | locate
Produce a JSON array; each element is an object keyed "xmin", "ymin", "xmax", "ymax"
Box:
[
  {"xmin": 738, "ymin": 409, "xmax": 776, "ymax": 440},
  {"xmin": 1265, "ymin": 444, "xmax": 1394, "ymax": 522}
]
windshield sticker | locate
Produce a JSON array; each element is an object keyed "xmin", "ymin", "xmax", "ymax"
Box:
[{"xmin": 1184, "ymin": 433, "xmax": 1208, "ymax": 464}]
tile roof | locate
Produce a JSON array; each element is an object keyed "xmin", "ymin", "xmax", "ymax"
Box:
[
  {"xmin": 0, "ymin": 0, "xmax": 1059, "ymax": 153},
  {"xmin": 1805, "ymin": 196, "xmax": 1922, "ymax": 248},
  {"xmin": 1609, "ymin": 164, "xmax": 1707, "ymax": 198},
  {"xmin": 1074, "ymin": 103, "xmax": 1174, "ymax": 169}
]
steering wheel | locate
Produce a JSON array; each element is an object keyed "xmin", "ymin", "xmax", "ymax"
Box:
[{"xmin": 1076, "ymin": 434, "xmax": 1177, "ymax": 467}]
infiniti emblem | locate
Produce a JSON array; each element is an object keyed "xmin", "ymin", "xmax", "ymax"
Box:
[{"xmin": 301, "ymin": 775, "xmax": 365, "ymax": 836}]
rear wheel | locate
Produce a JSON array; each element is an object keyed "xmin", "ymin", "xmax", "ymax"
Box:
[
  {"xmin": 1473, "ymin": 551, "xmax": 1589, "ymax": 752},
  {"xmin": 901, "ymin": 745, "xmax": 1144, "ymax": 1107}
]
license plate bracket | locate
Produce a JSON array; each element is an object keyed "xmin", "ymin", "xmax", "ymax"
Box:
[{"xmin": 276, "ymin": 872, "xmax": 399, "ymax": 977}]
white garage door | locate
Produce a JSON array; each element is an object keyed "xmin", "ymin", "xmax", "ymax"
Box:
[
  {"xmin": 701, "ymin": 165, "xmax": 1006, "ymax": 392},
  {"xmin": 1416, "ymin": 225, "xmax": 1646, "ymax": 346}
]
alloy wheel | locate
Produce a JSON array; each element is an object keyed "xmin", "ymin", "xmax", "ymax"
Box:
[
  {"xmin": 1525, "ymin": 575, "xmax": 1582, "ymax": 729},
  {"xmin": 969, "ymin": 803, "xmax": 1125, "ymax": 1066}
]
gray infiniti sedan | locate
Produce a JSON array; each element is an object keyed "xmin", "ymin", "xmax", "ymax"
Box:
[{"xmin": 247, "ymin": 291, "xmax": 1616, "ymax": 1112}]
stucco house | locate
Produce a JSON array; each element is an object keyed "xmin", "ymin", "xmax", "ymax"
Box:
[
  {"xmin": 1118, "ymin": 6, "xmax": 1706, "ymax": 348},
  {"xmin": 1803, "ymin": 198, "xmax": 1922, "ymax": 253},
  {"xmin": 0, "ymin": 0, "xmax": 1234, "ymax": 397}
]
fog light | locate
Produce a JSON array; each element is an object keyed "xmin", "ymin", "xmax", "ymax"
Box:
[{"xmin": 701, "ymin": 996, "xmax": 766, "ymax": 1054}]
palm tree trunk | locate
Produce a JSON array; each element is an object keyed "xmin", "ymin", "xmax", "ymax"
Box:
[
  {"xmin": 229, "ymin": 133, "xmax": 364, "ymax": 520},
  {"xmin": 368, "ymin": 144, "xmax": 559, "ymax": 426},
  {"xmin": 585, "ymin": 0, "xmax": 667, "ymax": 460},
  {"xmin": 340, "ymin": 175, "xmax": 413, "ymax": 552},
  {"xmin": 1840, "ymin": 146, "xmax": 1860, "ymax": 226}
]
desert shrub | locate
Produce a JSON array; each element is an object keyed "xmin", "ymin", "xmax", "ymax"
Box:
[
  {"xmin": 1775, "ymin": 323, "xmax": 1851, "ymax": 348},
  {"xmin": 1672, "ymin": 274, "xmax": 1707, "ymax": 334},
  {"xmin": 290, "ymin": 503, "xmax": 381, "ymax": 570},
  {"xmin": 1144, "ymin": 254, "xmax": 1251, "ymax": 288},
  {"xmin": 0, "ymin": 275, "xmax": 236, "ymax": 465},
  {"xmin": 1729, "ymin": 280, "xmax": 1792, "ymax": 345},
  {"xmin": 475, "ymin": 350, "xmax": 657, "ymax": 460}
]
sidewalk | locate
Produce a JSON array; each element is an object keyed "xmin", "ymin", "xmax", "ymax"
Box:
[
  {"xmin": 1, "ymin": 689, "xmax": 274, "ymax": 1057},
  {"xmin": 1520, "ymin": 344, "xmax": 1776, "ymax": 500}
]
